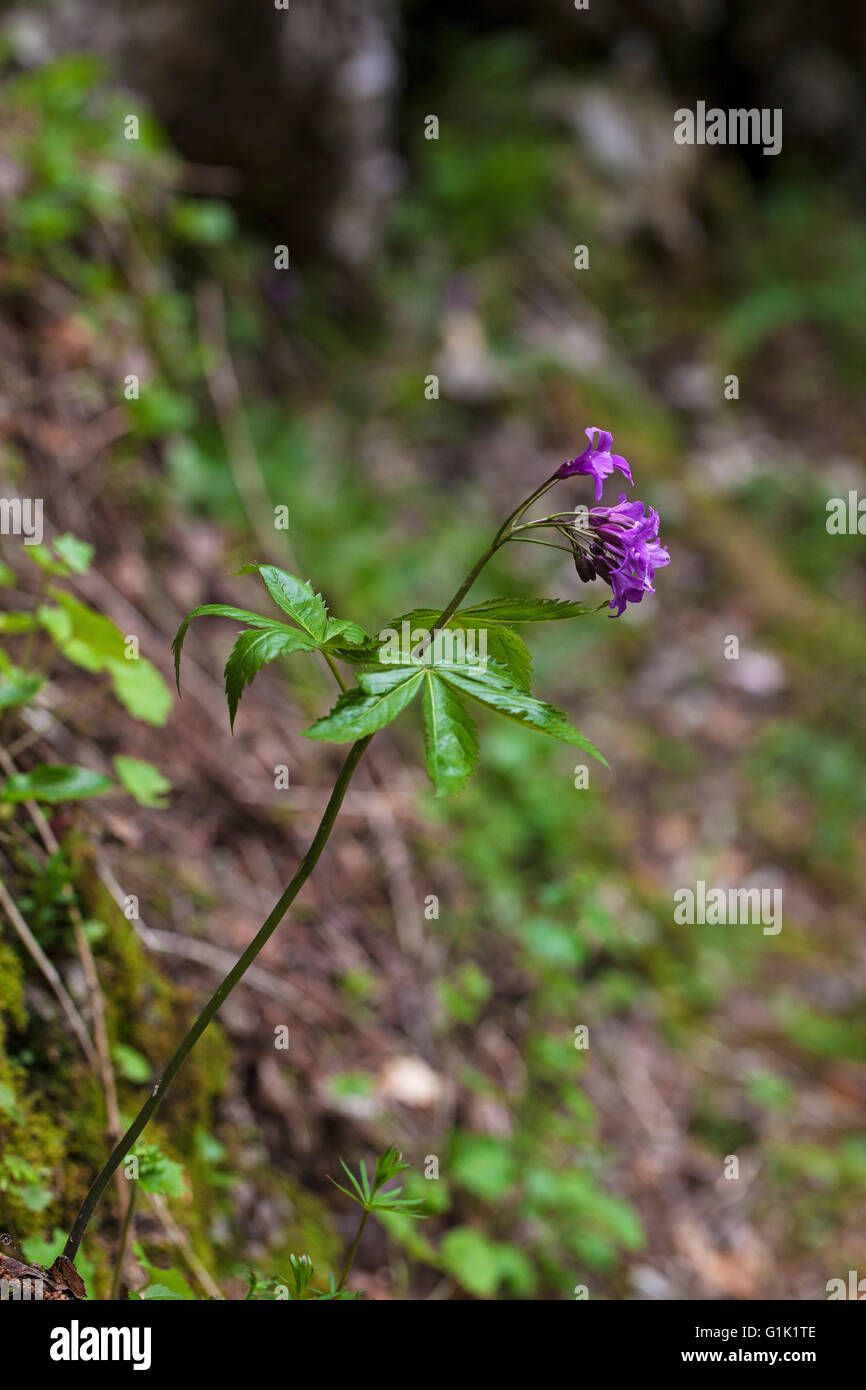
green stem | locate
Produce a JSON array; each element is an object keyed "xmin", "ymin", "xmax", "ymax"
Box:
[
  {"xmin": 108, "ymin": 1182, "xmax": 137, "ymax": 1300},
  {"xmin": 508, "ymin": 536, "xmax": 576, "ymax": 554},
  {"xmin": 62, "ymin": 734, "xmax": 373, "ymax": 1263},
  {"xmin": 499, "ymin": 474, "xmax": 560, "ymax": 534},
  {"xmin": 321, "ymin": 650, "xmax": 348, "ymax": 692},
  {"xmin": 432, "ymin": 540, "xmax": 505, "ymax": 631},
  {"xmin": 432, "ymin": 474, "xmax": 559, "ymax": 632},
  {"xmin": 337, "ymin": 1208, "xmax": 370, "ymax": 1292}
]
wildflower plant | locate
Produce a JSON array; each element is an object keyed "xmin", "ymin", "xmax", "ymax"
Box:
[
  {"xmin": 244, "ymin": 1253, "xmax": 356, "ymax": 1303},
  {"xmin": 332, "ymin": 1144, "xmax": 426, "ymax": 1220},
  {"xmin": 61, "ymin": 432, "xmax": 668, "ymax": 1284},
  {"xmin": 239, "ymin": 1147, "xmax": 423, "ymax": 1301},
  {"xmin": 329, "ymin": 1145, "xmax": 426, "ymax": 1293}
]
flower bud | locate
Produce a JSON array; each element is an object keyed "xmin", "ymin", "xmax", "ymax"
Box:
[{"xmin": 573, "ymin": 551, "xmax": 597, "ymax": 582}]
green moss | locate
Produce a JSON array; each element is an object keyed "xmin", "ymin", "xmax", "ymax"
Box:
[
  {"xmin": 0, "ymin": 939, "xmax": 79, "ymax": 1234},
  {"xmin": 0, "ymin": 853, "xmax": 237, "ymax": 1286}
]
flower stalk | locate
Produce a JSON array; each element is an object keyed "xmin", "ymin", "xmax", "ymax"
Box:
[
  {"xmin": 63, "ymin": 733, "xmax": 373, "ymax": 1263},
  {"xmin": 337, "ymin": 1209, "xmax": 370, "ymax": 1292}
]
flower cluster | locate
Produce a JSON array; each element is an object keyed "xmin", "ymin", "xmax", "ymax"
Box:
[
  {"xmin": 571, "ymin": 494, "xmax": 670, "ymax": 616},
  {"xmin": 522, "ymin": 426, "xmax": 669, "ymax": 616}
]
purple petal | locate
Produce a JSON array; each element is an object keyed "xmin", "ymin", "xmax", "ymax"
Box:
[
  {"xmin": 587, "ymin": 426, "xmax": 614, "ymax": 454},
  {"xmin": 610, "ymin": 452, "xmax": 633, "ymax": 486}
]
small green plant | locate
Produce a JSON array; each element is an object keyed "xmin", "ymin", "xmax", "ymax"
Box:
[
  {"xmin": 241, "ymin": 1146, "xmax": 427, "ymax": 1302},
  {"xmin": 125, "ymin": 1145, "xmax": 424, "ymax": 1301},
  {"xmin": 0, "ymin": 534, "xmax": 171, "ymax": 795},
  {"xmin": 331, "ymin": 1145, "xmax": 426, "ymax": 1292}
]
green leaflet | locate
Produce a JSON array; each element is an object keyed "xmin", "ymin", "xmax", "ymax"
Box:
[
  {"xmin": 457, "ymin": 597, "xmax": 601, "ymax": 622},
  {"xmin": 440, "ymin": 1226, "xmax": 536, "ymax": 1298},
  {"xmin": 324, "ymin": 617, "xmax": 370, "ymax": 647},
  {"xmin": 50, "ymin": 533, "xmax": 93, "ymax": 575},
  {"xmin": 477, "ymin": 624, "xmax": 531, "ymax": 691},
  {"xmin": 27, "ymin": 534, "xmax": 93, "ymax": 577},
  {"xmin": 439, "ymin": 665, "xmax": 608, "ymax": 766},
  {"xmin": 237, "ymin": 563, "xmax": 328, "ymax": 642},
  {"xmin": 171, "ymin": 604, "xmax": 302, "ymax": 691},
  {"xmin": 422, "ymin": 672, "xmax": 479, "ymax": 795},
  {"xmin": 357, "ymin": 665, "xmax": 427, "ymax": 695},
  {"xmin": 38, "ymin": 590, "xmax": 171, "ymax": 726},
  {"xmin": 224, "ymin": 626, "xmax": 319, "ymax": 730},
  {"xmin": 112, "ymin": 755, "xmax": 172, "ymax": 809},
  {"xmin": 0, "ymin": 667, "xmax": 44, "ymax": 710},
  {"xmin": 1, "ymin": 764, "xmax": 115, "ymax": 803},
  {"xmin": 304, "ymin": 667, "xmax": 425, "ymax": 742}
]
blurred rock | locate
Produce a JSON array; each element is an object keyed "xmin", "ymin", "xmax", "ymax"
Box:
[
  {"xmin": 4, "ymin": 0, "xmax": 402, "ymax": 268},
  {"xmin": 725, "ymin": 649, "xmax": 787, "ymax": 697},
  {"xmin": 377, "ymin": 1054, "xmax": 444, "ymax": 1107}
]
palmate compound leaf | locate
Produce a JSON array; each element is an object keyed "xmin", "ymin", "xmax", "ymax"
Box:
[
  {"xmin": 173, "ymin": 571, "xmax": 370, "ymax": 727},
  {"xmin": 300, "ymin": 590, "xmax": 605, "ymax": 781},
  {"xmin": 384, "ymin": 608, "xmax": 532, "ymax": 691},
  {"xmin": 224, "ymin": 626, "xmax": 320, "ymax": 730},
  {"xmin": 306, "ymin": 652, "xmax": 604, "ymax": 785},
  {"xmin": 422, "ymin": 671, "xmax": 479, "ymax": 795}
]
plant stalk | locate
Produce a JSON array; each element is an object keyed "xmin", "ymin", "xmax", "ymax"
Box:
[
  {"xmin": 337, "ymin": 1208, "xmax": 370, "ymax": 1292},
  {"xmin": 432, "ymin": 474, "xmax": 559, "ymax": 632},
  {"xmin": 63, "ymin": 734, "xmax": 373, "ymax": 1262},
  {"xmin": 108, "ymin": 1182, "xmax": 137, "ymax": 1301}
]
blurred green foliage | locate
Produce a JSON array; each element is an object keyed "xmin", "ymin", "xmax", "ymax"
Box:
[{"xmin": 0, "ymin": 29, "xmax": 864, "ymax": 1301}]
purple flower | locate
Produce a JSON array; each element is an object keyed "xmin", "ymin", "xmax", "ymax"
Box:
[
  {"xmin": 556, "ymin": 426, "xmax": 634, "ymax": 501},
  {"xmin": 573, "ymin": 494, "xmax": 670, "ymax": 616}
]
